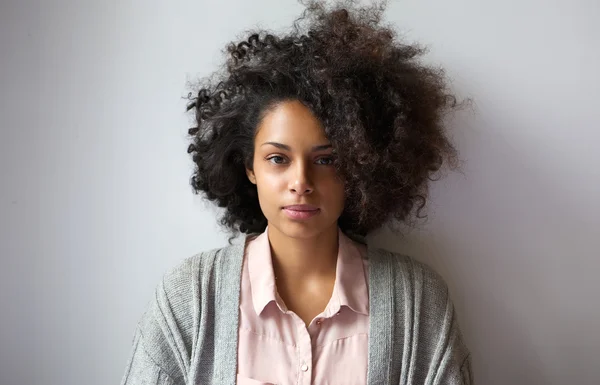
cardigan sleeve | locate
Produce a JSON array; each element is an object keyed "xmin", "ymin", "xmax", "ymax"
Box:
[
  {"xmin": 119, "ymin": 255, "xmax": 201, "ymax": 385},
  {"xmin": 120, "ymin": 327, "xmax": 179, "ymax": 385},
  {"xmin": 439, "ymin": 291, "xmax": 473, "ymax": 385},
  {"xmin": 417, "ymin": 259, "xmax": 474, "ymax": 385},
  {"xmin": 460, "ymin": 354, "xmax": 474, "ymax": 385},
  {"xmin": 385, "ymin": 251, "xmax": 474, "ymax": 385}
]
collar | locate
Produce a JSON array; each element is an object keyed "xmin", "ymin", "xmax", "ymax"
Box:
[{"xmin": 246, "ymin": 225, "xmax": 369, "ymax": 317}]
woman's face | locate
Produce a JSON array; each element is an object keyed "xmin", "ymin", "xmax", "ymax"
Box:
[{"xmin": 246, "ymin": 99, "xmax": 345, "ymax": 239}]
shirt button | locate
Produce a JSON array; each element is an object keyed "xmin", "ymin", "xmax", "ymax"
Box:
[
  {"xmin": 301, "ymin": 364, "xmax": 309, "ymax": 372},
  {"xmin": 316, "ymin": 319, "xmax": 322, "ymax": 325}
]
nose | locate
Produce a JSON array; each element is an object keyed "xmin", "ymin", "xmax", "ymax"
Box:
[{"xmin": 288, "ymin": 161, "xmax": 314, "ymax": 195}]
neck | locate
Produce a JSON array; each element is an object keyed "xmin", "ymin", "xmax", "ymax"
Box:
[{"xmin": 267, "ymin": 223, "xmax": 339, "ymax": 282}]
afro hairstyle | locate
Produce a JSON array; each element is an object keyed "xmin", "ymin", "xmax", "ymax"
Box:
[{"xmin": 185, "ymin": 0, "xmax": 461, "ymax": 243}]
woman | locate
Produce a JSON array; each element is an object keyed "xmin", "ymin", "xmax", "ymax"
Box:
[{"xmin": 120, "ymin": 1, "xmax": 472, "ymax": 384}]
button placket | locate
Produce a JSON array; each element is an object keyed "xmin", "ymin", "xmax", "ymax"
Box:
[{"xmin": 293, "ymin": 314, "xmax": 312, "ymax": 385}]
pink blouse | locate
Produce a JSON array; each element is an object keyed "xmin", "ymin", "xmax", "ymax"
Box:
[{"xmin": 237, "ymin": 226, "xmax": 370, "ymax": 385}]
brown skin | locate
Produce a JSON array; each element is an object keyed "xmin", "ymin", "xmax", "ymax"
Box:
[{"xmin": 245, "ymin": 100, "xmax": 345, "ymax": 326}]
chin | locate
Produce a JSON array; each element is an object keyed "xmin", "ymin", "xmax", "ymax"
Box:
[
  {"xmin": 273, "ymin": 217, "xmax": 337, "ymax": 239},
  {"xmin": 279, "ymin": 223, "xmax": 320, "ymax": 239}
]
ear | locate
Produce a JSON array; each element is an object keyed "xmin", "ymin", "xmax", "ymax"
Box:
[{"xmin": 246, "ymin": 167, "xmax": 257, "ymax": 184}]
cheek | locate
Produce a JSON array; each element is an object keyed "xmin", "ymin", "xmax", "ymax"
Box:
[
  {"xmin": 256, "ymin": 170, "xmax": 286, "ymax": 190},
  {"xmin": 253, "ymin": 167, "xmax": 286, "ymax": 202}
]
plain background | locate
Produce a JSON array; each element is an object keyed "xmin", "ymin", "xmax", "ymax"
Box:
[{"xmin": 1, "ymin": 0, "xmax": 598, "ymax": 384}]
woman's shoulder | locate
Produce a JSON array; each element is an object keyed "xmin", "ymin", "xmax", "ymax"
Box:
[
  {"xmin": 141, "ymin": 241, "xmax": 243, "ymax": 318},
  {"xmin": 367, "ymin": 246, "xmax": 453, "ymax": 307},
  {"xmin": 159, "ymin": 241, "xmax": 244, "ymax": 292},
  {"xmin": 367, "ymin": 247, "xmax": 472, "ymax": 382},
  {"xmin": 125, "ymin": 242, "xmax": 244, "ymax": 382},
  {"xmin": 133, "ymin": 242, "xmax": 244, "ymax": 363},
  {"xmin": 139, "ymin": 245, "xmax": 228, "ymax": 319},
  {"xmin": 368, "ymin": 246, "xmax": 470, "ymax": 361}
]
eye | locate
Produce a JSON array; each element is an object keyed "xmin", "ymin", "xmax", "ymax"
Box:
[
  {"xmin": 266, "ymin": 155, "xmax": 286, "ymax": 164},
  {"xmin": 316, "ymin": 156, "xmax": 335, "ymax": 165}
]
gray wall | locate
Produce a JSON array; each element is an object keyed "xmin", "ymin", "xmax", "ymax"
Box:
[{"xmin": 1, "ymin": 1, "xmax": 598, "ymax": 384}]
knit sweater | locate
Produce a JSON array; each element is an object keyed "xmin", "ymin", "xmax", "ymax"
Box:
[{"xmin": 120, "ymin": 234, "xmax": 473, "ymax": 385}]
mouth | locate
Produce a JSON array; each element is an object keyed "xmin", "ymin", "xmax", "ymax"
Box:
[{"xmin": 282, "ymin": 205, "xmax": 320, "ymax": 220}]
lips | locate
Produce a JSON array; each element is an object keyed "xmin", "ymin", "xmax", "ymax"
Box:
[
  {"xmin": 282, "ymin": 204, "xmax": 320, "ymax": 220},
  {"xmin": 282, "ymin": 204, "xmax": 319, "ymax": 211}
]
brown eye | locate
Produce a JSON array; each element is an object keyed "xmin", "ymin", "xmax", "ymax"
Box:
[
  {"xmin": 267, "ymin": 155, "xmax": 286, "ymax": 164},
  {"xmin": 316, "ymin": 156, "xmax": 335, "ymax": 165}
]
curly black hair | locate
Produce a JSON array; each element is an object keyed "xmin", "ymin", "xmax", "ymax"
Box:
[{"xmin": 186, "ymin": 0, "xmax": 461, "ymax": 243}]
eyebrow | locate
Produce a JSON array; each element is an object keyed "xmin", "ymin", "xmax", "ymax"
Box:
[{"xmin": 261, "ymin": 142, "xmax": 332, "ymax": 152}]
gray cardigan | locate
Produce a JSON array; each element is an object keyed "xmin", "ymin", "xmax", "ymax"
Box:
[{"xmin": 120, "ymin": 234, "xmax": 473, "ymax": 385}]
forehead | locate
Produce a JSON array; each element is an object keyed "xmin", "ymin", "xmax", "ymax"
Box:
[{"xmin": 255, "ymin": 100, "xmax": 328, "ymax": 145}]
